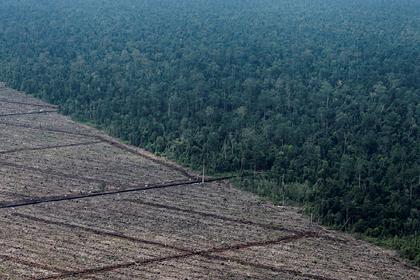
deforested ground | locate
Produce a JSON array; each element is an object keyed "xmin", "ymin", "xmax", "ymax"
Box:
[{"xmin": 0, "ymin": 86, "xmax": 418, "ymax": 279}]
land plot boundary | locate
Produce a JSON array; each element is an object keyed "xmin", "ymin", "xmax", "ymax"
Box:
[
  {"xmin": 0, "ymin": 98, "xmax": 59, "ymax": 109},
  {"xmin": 0, "ymin": 110, "xmax": 58, "ymax": 117},
  {"xmin": 16, "ymin": 212, "xmax": 334, "ymax": 280},
  {"xmin": 96, "ymin": 135, "xmax": 199, "ymax": 180},
  {"xmin": 34, "ymin": 233, "xmax": 336, "ymax": 280},
  {"xmin": 0, "ymin": 176, "xmax": 234, "ymax": 209},
  {"xmin": 0, "ymin": 121, "xmax": 99, "ymax": 139},
  {"xmin": 0, "ymin": 160, "xmax": 117, "ymax": 186},
  {"xmin": 0, "ymin": 121, "xmax": 199, "ymax": 180},
  {"xmin": 0, "ymin": 254, "xmax": 72, "ymax": 275},
  {"xmin": 0, "ymin": 140, "xmax": 103, "ymax": 155}
]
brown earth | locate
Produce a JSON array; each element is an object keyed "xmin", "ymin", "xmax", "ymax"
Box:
[{"xmin": 0, "ymin": 86, "xmax": 419, "ymax": 279}]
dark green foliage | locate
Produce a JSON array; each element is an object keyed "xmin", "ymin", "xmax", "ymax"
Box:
[
  {"xmin": 0, "ymin": 0, "xmax": 419, "ymax": 263},
  {"xmin": 365, "ymin": 235, "xmax": 420, "ymax": 266}
]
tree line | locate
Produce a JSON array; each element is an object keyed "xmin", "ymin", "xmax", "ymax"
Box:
[{"xmin": 0, "ymin": 0, "xmax": 418, "ymax": 264}]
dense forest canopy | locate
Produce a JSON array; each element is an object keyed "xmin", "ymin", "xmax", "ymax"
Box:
[{"xmin": 0, "ymin": 0, "xmax": 419, "ymax": 262}]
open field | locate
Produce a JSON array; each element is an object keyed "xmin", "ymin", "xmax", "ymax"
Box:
[{"xmin": 0, "ymin": 86, "xmax": 419, "ymax": 279}]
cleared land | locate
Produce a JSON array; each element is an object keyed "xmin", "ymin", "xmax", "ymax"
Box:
[{"xmin": 0, "ymin": 86, "xmax": 419, "ymax": 279}]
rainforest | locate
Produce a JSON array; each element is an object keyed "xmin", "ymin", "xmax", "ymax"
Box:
[{"xmin": 0, "ymin": 0, "xmax": 419, "ymax": 264}]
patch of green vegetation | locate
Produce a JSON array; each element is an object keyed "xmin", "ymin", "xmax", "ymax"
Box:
[{"xmin": 363, "ymin": 235, "xmax": 420, "ymax": 266}]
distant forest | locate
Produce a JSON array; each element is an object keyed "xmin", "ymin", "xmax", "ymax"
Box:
[{"xmin": 0, "ymin": 0, "xmax": 419, "ymax": 263}]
